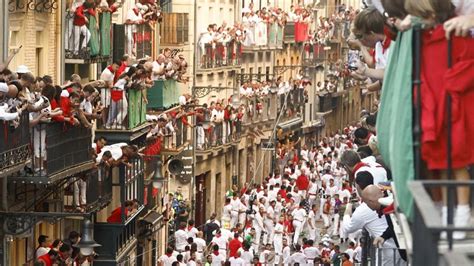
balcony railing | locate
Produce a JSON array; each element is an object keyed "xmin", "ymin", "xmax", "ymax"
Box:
[
  {"xmin": 147, "ymin": 80, "xmax": 180, "ymax": 110},
  {"xmin": 13, "ymin": 122, "xmax": 92, "ymax": 182},
  {"xmin": 303, "ymin": 43, "xmax": 327, "ymax": 65},
  {"xmin": 198, "ymin": 40, "xmax": 242, "ymax": 70},
  {"xmin": 161, "ymin": 107, "xmax": 191, "ymax": 152},
  {"xmin": 0, "ymin": 111, "xmax": 30, "ymax": 175},
  {"xmin": 63, "ymin": 166, "xmax": 113, "ymax": 213},
  {"xmin": 94, "ymin": 206, "xmax": 144, "ymax": 264},
  {"xmin": 197, "ymin": 92, "xmax": 279, "ymax": 151},
  {"xmin": 65, "ymin": 8, "xmax": 112, "ymax": 62},
  {"xmin": 409, "ymin": 180, "xmax": 474, "ymax": 266},
  {"xmin": 242, "ymin": 21, "xmax": 284, "ymax": 50},
  {"xmin": 94, "ymin": 159, "xmax": 145, "ymax": 263},
  {"xmin": 97, "ymin": 86, "xmax": 147, "ymax": 130}
]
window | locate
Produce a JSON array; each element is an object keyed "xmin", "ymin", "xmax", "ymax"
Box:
[{"xmin": 160, "ymin": 13, "xmax": 189, "ymax": 44}]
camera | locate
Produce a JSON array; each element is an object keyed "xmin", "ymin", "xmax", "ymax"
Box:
[{"xmin": 347, "ymin": 50, "xmax": 360, "ymax": 71}]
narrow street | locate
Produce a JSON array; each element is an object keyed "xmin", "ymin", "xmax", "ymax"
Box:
[{"xmin": 0, "ymin": 0, "xmax": 473, "ymax": 266}]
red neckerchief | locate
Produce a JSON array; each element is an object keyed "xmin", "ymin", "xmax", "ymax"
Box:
[
  {"xmin": 166, "ymin": 252, "xmax": 173, "ymax": 257},
  {"xmin": 213, "ymin": 250, "xmax": 220, "ymax": 256},
  {"xmin": 133, "ymin": 8, "xmax": 139, "ymax": 16},
  {"xmin": 107, "ymin": 65, "xmax": 115, "ymax": 73},
  {"xmin": 187, "ymin": 226, "xmax": 193, "ymax": 231},
  {"xmin": 381, "ymin": 28, "xmax": 392, "ymax": 53},
  {"xmin": 353, "ymin": 162, "xmax": 369, "ymax": 174}
]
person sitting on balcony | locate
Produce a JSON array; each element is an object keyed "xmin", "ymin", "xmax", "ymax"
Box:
[
  {"xmin": 72, "ymin": 0, "xmax": 92, "ymax": 56},
  {"xmin": 36, "ymin": 235, "xmax": 51, "ymax": 258},
  {"xmin": 107, "ymin": 200, "xmax": 134, "ymax": 223},
  {"xmin": 36, "ymin": 249, "xmax": 59, "ymax": 266}
]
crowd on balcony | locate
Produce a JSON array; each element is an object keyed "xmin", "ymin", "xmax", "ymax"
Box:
[
  {"xmin": 34, "ymin": 231, "xmax": 96, "ymax": 265},
  {"xmin": 65, "ymin": 0, "xmax": 162, "ymax": 59},
  {"xmin": 144, "ymin": 73, "xmax": 309, "ymax": 152}
]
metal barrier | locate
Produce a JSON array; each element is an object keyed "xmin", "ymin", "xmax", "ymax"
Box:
[
  {"xmin": 198, "ymin": 40, "xmax": 242, "ymax": 70},
  {"xmin": 63, "ymin": 166, "xmax": 113, "ymax": 212},
  {"xmin": 0, "ymin": 111, "xmax": 30, "ymax": 173},
  {"xmin": 409, "ymin": 180, "xmax": 474, "ymax": 266},
  {"xmin": 28, "ymin": 122, "xmax": 92, "ymax": 177}
]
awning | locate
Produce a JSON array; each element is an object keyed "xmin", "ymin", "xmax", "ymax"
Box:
[
  {"xmin": 141, "ymin": 210, "xmax": 162, "ymax": 225},
  {"xmin": 278, "ymin": 117, "xmax": 303, "ymax": 131}
]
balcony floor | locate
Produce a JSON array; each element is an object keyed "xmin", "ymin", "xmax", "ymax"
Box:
[{"xmin": 8, "ymin": 161, "xmax": 95, "ymax": 184}]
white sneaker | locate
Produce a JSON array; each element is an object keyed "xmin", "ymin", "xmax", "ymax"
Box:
[{"xmin": 453, "ymin": 205, "xmax": 470, "ymax": 240}]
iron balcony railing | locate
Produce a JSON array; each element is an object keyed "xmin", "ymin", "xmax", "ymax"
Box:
[
  {"xmin": 63, "ymin": 166, "xmax": 113, "ymax": 213},
  {"xmin": 409, "ymin": 180, "xmax": 474, "ymax": 266},
  {"xmin": 94, "ymin": 159, "xmax": 145, "ymax": 263},
  {"xmin": 198, "ymin": 40, "xmax": 242, "ymax": 70},
  {"xmin": 16, "ymin": 121, "xmax": 92, "ymax": 180},
  {"xmin": 0, "ymin": 111, "xmax": 30, "ymax": 174}
]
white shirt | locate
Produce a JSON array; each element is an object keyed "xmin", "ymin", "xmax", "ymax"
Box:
[
  {"xmin": 158, "ymin": 254, "xmax": 177, "ymax": 266},
  {"xmin": 239, "ymin": 248, "xmax": 254, "ymax": 264},
  {"xmin": 95, "ymin": 142, "xmax": 127, "ymax": 162},
  {"xmin": 80, "ymin": 99, "xmax": 93, "ymax": 114},
  {"xmin": 36, "ymin": 247, "xmax": 50, "ymax": 258},
  {"xmin": 211, "ymin": 253, "xmax": 226, "ymax": 265},
  {"xmin": 194, "ymin": 237, "xmax": 206, "ymax": 253},
  {"xmin": 374, "ymin": 40, "xmax": 390, "ymax": 70},
  {"xmin": 211, "ymin": 235, "xmax": 228, "ymax": 250},
  {"xmin": 345, "ymin": 247, "xmax": 355, "ymax": 262},
  {"xmin": 174, "ymin": 229, "xmax": 188, "ymax": 251},
  {"xmin": 186, "ymin": 226, "xmax": 199, "ymax": 239},
  {"xmin": 292, "ymin": 208, "xmax": 306, "ymax": 222},
  {"xmin": 358, "ymin": 156, "xmax": 388, "ymax": 185},
  {"xmin": 100, "ymin": 67, "xmax": 115, "ymax": 84},
  {"xmin": 341, "ymin": 202, "xmax": 397, "ymax": 248},
  {"xmin": 303, "ymin": 246, "xmax": 321, "ymax": 260},
  {"xmin": 222, "ymin": 204, "xmax": 232, "ymax": 219},
  {"xmin": 229, "ymin": 257, "xmax": 246, "ymax": 266},
  {"xmin": 284, "ymin": 252, "xmax": 307, "ymax": 265},
  {"xmin": 282, "ymin": 246, "xmax": 291, "ymax": 260},
  {"xmin": 253, "ymin": 212, "xmax": 265, "ymax": 230}
]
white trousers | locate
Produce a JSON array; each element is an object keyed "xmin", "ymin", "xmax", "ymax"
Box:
[
  {"xmin": 197, "ymin": 126, "xmax": 205, "ymax": 148},
  {"xmin": 65, "ymin": 15, "xmax": 74, "ymax": 51},
  {"xmin": 33, "ymin": 127, "xmax": 46, "ymax": 160},
  {"xmin": 263, "ymin": 221, "xmax": 274, "ymax": 245},
  {"xmin": 293, "ymin": 220, "xmax": 304, "ymax": 245},
  {"xmin": 125, "ymin": 24, "xmax": 135, "ymax": 56},
  {"xmin": 322, "ymin": 213, "xmax": 330, "ymax": 228},
  {"xmin": 332, "ymin": 213, "xmax": 340, "ymax": 236},
  {"xmin": 230, "ymin": 212, "xmax": 239, "ymax": 228},
  {"xmin": 274, "ymin": 236, "xmax": 283, "ymax": 264},
  {"xmin": 73, "ymin": 25, "xmax": 91, "ymax": 53},
  {"xmin": 73, "ymin": 178, "xmax": 87, "ymax": 206}
]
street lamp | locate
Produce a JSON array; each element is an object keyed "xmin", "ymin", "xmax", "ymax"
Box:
[
  {"xmin": 73, "ymin": 219, "xmax": 101, "ymax": 256},
  {"xmin": 152, "ymin": 159, "xmax": 166, "ymax": 189}
]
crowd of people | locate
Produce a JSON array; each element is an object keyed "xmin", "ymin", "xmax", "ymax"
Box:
[
  {"xmin": 65, "ymin": 0, "xmax": 162, "ymax": 59},
  {"xmin": 34, "ymin": 232, "xmax": 95, "ymax": 265},
  {"xmin": 155, "ymin": 0, "xmax": 474, "ymax": 265},
  {"xmin": 156, "ymin": 110, "xmax": 408, "ymax": 265}
]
